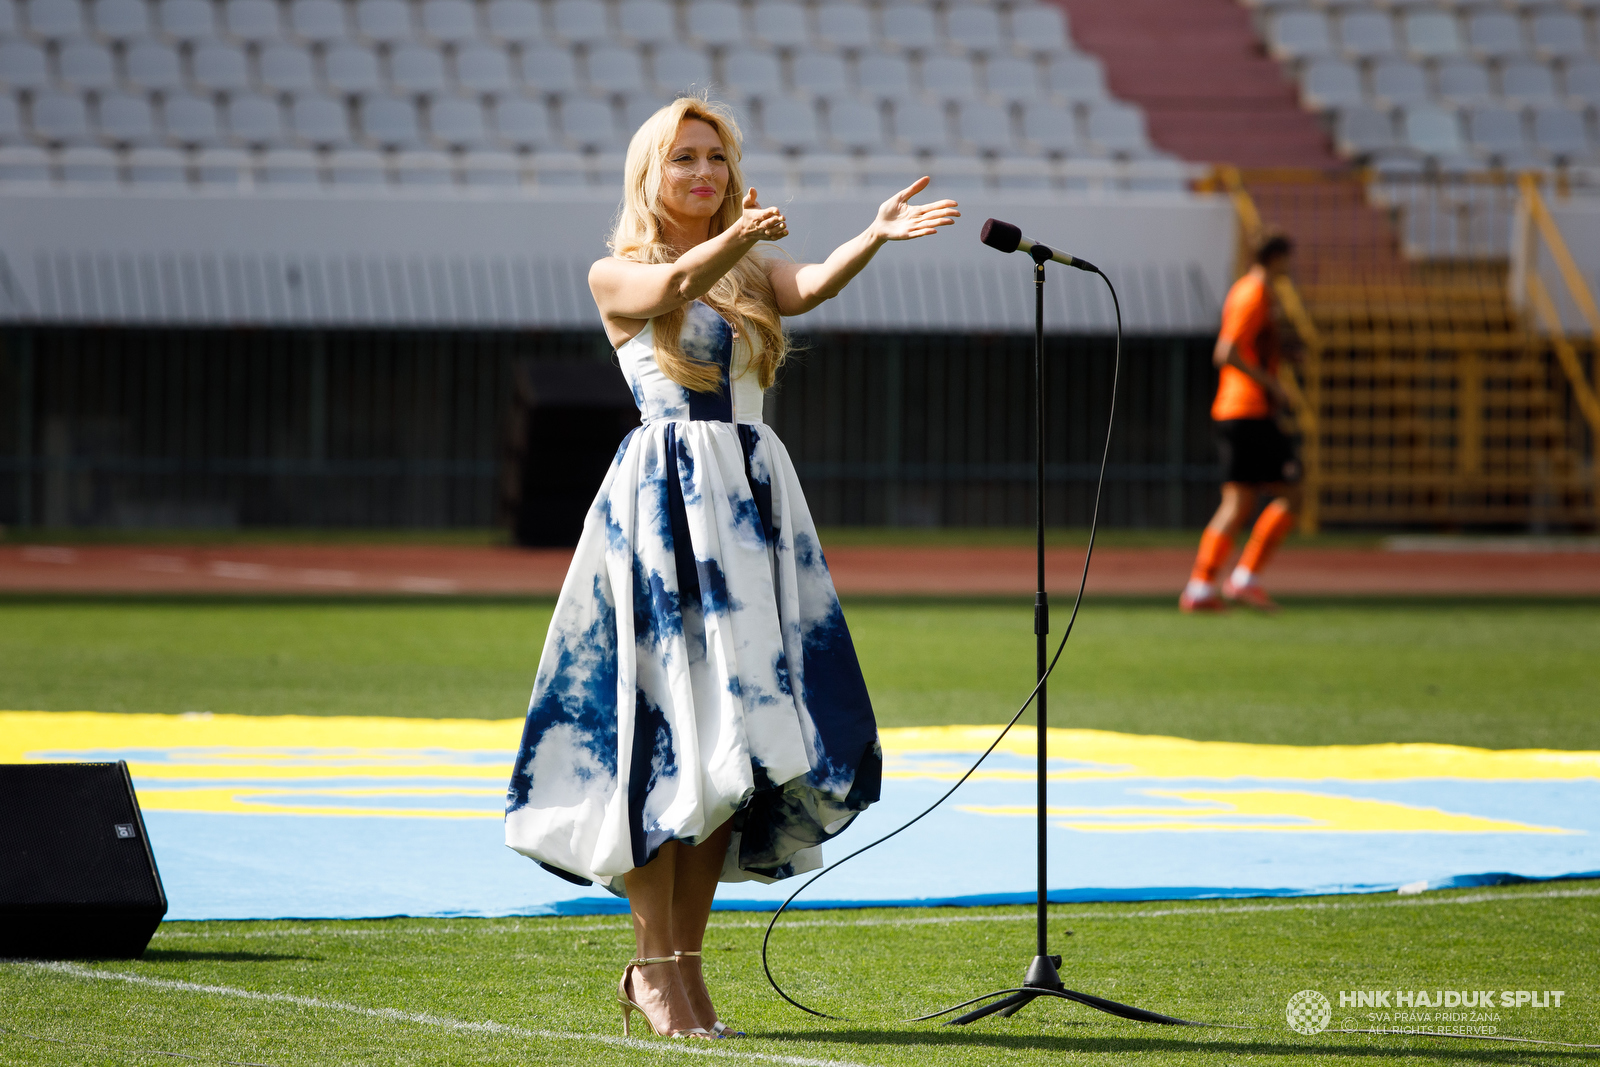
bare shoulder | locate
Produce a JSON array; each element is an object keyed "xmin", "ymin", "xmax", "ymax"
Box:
[{"xmin": 588, "ymin": 256, "xmax": 631, "ymax": 292}]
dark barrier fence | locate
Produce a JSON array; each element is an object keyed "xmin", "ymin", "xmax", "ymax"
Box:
[{"xmin": 0, "ymin": 328, "xmax": 1223, "ymax": 531}]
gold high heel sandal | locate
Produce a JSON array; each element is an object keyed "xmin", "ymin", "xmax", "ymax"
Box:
[
  {"xmin": 675, "ymin": 950, "xmax": 746, "ymax": 1038},
  {"xmin": 617, "ymin": 955, "xmax": 713, "ymax": 1039}
]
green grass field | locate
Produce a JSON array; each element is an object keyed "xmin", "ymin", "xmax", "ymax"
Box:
[
  {"xmin": 2, "ymin": 597, "xmax": 1597, "ymax": 748},
  {"xmin": 3, "ymin": 595, "xmax": 1597, "ymax": 1065}
]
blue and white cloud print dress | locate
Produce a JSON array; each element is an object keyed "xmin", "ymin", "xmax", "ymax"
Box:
[{"xmin": 505, "ymin": 301, "xmax": 882, "ymax": 891}]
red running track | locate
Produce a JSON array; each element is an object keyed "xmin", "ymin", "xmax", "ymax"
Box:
[{"xmin": 3, "ymin": 544, "xmax": 1599, "ymax": 597}]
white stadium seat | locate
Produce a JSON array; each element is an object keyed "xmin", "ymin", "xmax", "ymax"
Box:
[
  {"xmin": 751, "ymin": 2, "xmax": 809, "ymax": 50},
  {"xmin": 586, "ymin": 44, "xmax": 646, "ymax": 94},
  {"xmin": 1268, "ymin": 10, "xmax": 1333, "ymax": 61},
  {"xmin": 1335, "ymin": 105, "xmax": 1396, "ymax": 155},
  {"xmin": 1465, "ymin": 105, "xmax": 1527, "ymax": 158},
  {"xmin": 558, "ymin": 94, "xmax": 621, "ymax": 148},
  {"xmin": 0, "ymin": 145, "xmax": 51, "ymax": 181},
  {"xmin": 258, "ymin": 146, "xmax": 320, "ymax": 184},
  {"xmin": 194, "ymin": 146, "xmax": 249, "ymax": 186},
  {"xmin": 1337, "ymin": 11, "xmax": 1397, "ymax": 60},
  {"xmin": 192, "ymin": 42, "xmax": 252, "ymax": 91},
  {"xmin": 158, "ymin": 0, "xmax": 217, "ymax": 41},
  {"xmin": 891, "ymin": 100, "xmax": 948, "ymax": 152},
  {"xmin": 518, "ymin": 44, "xmax": 580, "ymax": 93},
  {"xmin": 461, "ymin": 149, "xmax": 522, "ymax": 187},
  {"xmin": 227, "ymin": 93, "xmax": 286, "ymax": 144},
  {"xmin": 1085, "ymin": 101, "xmax": 1149, "ymax": 153},
  {"xmin": 26, "ymin": 0, "xmax": 86, "ymax": 39},
  {"xmin": 759, "ymin": 95, "xmax": 821, "ymax": 150},
  {"xmin": 327, "ymin": 146, "xmax": 388, "ymax": 184},
  {"xmin": 96, "ymin": 91, "xmax": 160, "ymax": 144},
  {"xmin": 492, "ymin": 94, "xmax": 553, "ymax": 148},
  {"xmin": 1020, "ymin": 104, "xmax": 1079, "ymax": 154},
  {"xmin": 360, "ymin": 94, "xmax": 426, "ymax": 147},
  {"xmin": 1531, "ymin": 106, "xmax": 1595, "ymax": 161},
  {"xmin": 485, "ymin": 0, "xmax": 541, "ymax": 43},
  {"xmin": 985, "ymin": 56, "xmax": 1041, "ymax": 104},
  {"xmin": 288, "ymin": 0, "xmax": 346, "ymax": 42},
  {"xmin": 0, "ymin": 94, "xmax": 22, "ymax": 141},
  {"xmin": 1529, "ymin": 12, "xmax": 1588, "ymax": 62},
  {"xmin": 356, "ymin": 0, "xmax": 412, "ymax": 43},
  {"xmin": 391, "ymin": 42, "xmax": 451, "ymax": 93},
  {"xmin": 59, "ymin": 144, "xmax": 119, "ymax": 182},
  {"xmin": 946, "ymin": 6, "xmax": 1004, "ymax": 54},
  {"xmin": 122, "ymin": 39, "xmax": 184, "ymax": 90},
  {"xmin": 57, "ymin": 38, "xmax": 118, "ymax": 90},
  {"xmin": 651, "ymin": 45, "xmax": 713, "ymax": 96},
  {"xmin": 882, "ymin": 4, "xmax": 939, "ymax": 52},
  {"xmin": 260, "ymin": 43, "xmax": 319, "ymax": 92},
  {"xmin": 825, "ymin": 97, "xmax": 884, "ymax": 152},
  {"xmin": 1046, "ymin": 54, "xmax": 1107, "ymax": 101},
  {"xmin": 1464, "ymin": 11, "xmax": 1524, "ymax": 61},
  {"xmin": 721, "ymin": 50, "xmax": 783, "ymax": 99},
  {"xmin": 0, "ymin": 40, "xmax": 52, "ymax": 89},
  {"xmin": 956, "ymin": 100, "xmax": 1013, "ymax": 153},
  {"xmin": 685, "ymin": 0, "xmax": 743, "ymax": 47},
  {"xmin": 324, "ymin": 44, "xmax": 383, "ymax": 93},
  {"xmin": 428, "ymin": 96, "xmax": 491, "ymax": 146},
  {"xmin": 126, "ymin": 146, "xmax": 187, "ymax": 184},
  {"xmin": 1007, "ymin": 5, "xmax": 1068, "ymax": 56},
  {"xmin": 857, "ymin": 53, "xmax": 913, "ymax": 99},
  {"xmin": 920, "ymin": 55, "xmax": 980, "ymax": 101},
  {"xmin": 616, "ymin": 0, "xmax": 675, "ymax": 45},
  {"xmin": 1500, "ymin": 60, "xmax": 1558, "ymax": 106},
  {"xmin": 814, "ymin": 3, "xmax": 874, "ymax": 51},
  {"xmin": 163, "ymin": 92, "xmax": 223, "ymax": 144},
  {"xmin": 224, "ymin": 0, "xmax": 281, "ymax": 42},
  {"xmin": 289, "ymin": 93, "xmax": 351, "ymax": 143},
  {"xmin": 455, "ymin": 43, "xmax": 515, "ymax": 93},
  {"xmin": 421, "ymin": 0, "xmax": 478, "ymax": 43},
  {"xmin": 1401, "ymin": 104, "xmax": 1464, "ymax": 156},
  {"xmin": 1401, "ymin": 12, "xmax": 1462, "ymax": 60},
  {"xmin": 1566, "ymin": 60, "xmax": 1600, "ymax": 106},
  {"xmin": 31, "ymin": 90, "xmax": 95, "ymax": 142},
  {"xmin": 791, "ymin": 50, "xmax": 849, "ymax": 98},
  {"xmin": 92, "ymin": 0, "xmax": 151, "ymax": 39},
  {"xmin": 551, "ymin": 0, "xmax": 609, "ymax": 46},
  {"xmin": 1301, "ymin": 58, "xmax": 1364, "ymax": 110},
  {"xmin": 1369, "ymin": 59, "xmax": 1428, "ymax": 107},
  {"xmin": 1435, "ymin": 58, "xmax": 1492, "ymax": 106}
]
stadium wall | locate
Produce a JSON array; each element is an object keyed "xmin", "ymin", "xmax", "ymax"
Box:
[{"xmin": 0, "ymin": 326, "xmax": 1222, "ymax": 530}]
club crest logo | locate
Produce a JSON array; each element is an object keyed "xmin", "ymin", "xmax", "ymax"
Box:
[{"xmin": 1286, "ymin": 989, "xmax": 1332, "ymax": 1034}]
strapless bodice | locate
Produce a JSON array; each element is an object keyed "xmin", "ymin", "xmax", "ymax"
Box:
[{"xmin": 615, "ymin": 301, "xmax": 765, "ymax": 424}]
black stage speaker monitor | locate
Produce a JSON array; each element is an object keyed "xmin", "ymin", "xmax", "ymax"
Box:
[{"xmin": 0, "ymin": 762, "xmax": 168, "ymax": 958}]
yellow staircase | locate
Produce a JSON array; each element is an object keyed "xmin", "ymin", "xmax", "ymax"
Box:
[{"xmin": 1209, "ymin": 167, "xmax": 1599, "ymax": 531}]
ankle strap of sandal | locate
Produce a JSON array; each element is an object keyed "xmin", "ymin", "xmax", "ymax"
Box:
[
  {"xmin": 627, "ymin": 955, "xmax": 680, "ymax": 967},
  {"xmin": 674, "ymin": 950, "xmax": 702, "ymax": 958}
]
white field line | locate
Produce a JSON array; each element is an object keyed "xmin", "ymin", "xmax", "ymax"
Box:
[
  {"xmin": 149, "ymin": 884, "xmax": 1600, "ymax": 940},
  {"xmin": 10, "ymin": 961, "xmax": 874, "ymax": 1067}
]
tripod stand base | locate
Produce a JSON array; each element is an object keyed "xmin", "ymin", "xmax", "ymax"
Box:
[{"xmin": 948, "ymin": 955, "xmax": 1063, "ymax": 1025}]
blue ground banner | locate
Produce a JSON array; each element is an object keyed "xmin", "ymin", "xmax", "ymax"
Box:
[{"xmin": 5, "ymin": 714, "xmax": 1596, "ymax": 919}]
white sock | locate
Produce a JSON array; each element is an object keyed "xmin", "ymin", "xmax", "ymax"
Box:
[
  {"xmin": 1184, "ymin": 579, "xmax": 1216, "ymax": 600},
  {"xmin": 1230, "ymin": 565, "xmax": 1256, "ymax": 589}
]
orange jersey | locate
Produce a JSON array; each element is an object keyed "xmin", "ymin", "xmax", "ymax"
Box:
[{"xmin": 1211, "ymin": 272, "xmax": 1278, "ymax": 421}]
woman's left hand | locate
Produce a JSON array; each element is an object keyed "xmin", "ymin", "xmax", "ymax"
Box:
[{"xmin": 871, "ymin": 177, "xmax": 961, "ymax": 241}]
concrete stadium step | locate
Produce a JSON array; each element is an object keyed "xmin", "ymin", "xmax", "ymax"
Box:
[{"xmin": 1056, "ymin": 0, "xmax": 1339, "ymax": 167}]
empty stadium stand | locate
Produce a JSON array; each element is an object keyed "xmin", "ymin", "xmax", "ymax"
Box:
[{"xmin": 0, "ymin": 0, "xmax": 1194, "ymax": 191}]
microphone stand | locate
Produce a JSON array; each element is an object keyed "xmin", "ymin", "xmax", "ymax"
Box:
[{"xmin": 948, "ymin": 244, "xmax": 1066, "ymax": 1025}]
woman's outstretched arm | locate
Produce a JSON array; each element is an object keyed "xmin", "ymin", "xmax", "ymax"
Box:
[
  {"xmin": 768, "ymin": 177, "xmax": 960, "ymax": 317},
  {"xmin": 590, "ymin": 189, "xmax": 789, "ymax": 324}
]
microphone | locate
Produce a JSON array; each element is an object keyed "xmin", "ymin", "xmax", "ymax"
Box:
[{"xmin": 980, "ymin": 218, "xmax": 1099, "ymax": 274}]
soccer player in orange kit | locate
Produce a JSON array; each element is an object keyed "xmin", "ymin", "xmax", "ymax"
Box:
[{"xmin": 1180, "ymin": 232, "xmax": 1302, "ymax": 613}]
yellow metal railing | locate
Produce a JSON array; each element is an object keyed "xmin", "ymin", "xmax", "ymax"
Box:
[
  {"xmin": 1515, "ymin": 173, "xmax": 1600, "ymax": 439},
  {"xmin": 1206, "ymin": 165, "xmax": 1597, "ymax": 529}
]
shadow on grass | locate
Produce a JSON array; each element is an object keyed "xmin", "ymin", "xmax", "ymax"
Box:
[
  {"xmin": 765, "ymin": 1029, "xmax": 1598, "ymax": 1061},
  {"xmin": 139, "ymin": 949, "xmax": 315, "ymax": 964}
]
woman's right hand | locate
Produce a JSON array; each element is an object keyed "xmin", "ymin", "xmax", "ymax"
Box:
[{"xmin": 738, "ymin": 188, "xmax": 788, "ymax": 243}]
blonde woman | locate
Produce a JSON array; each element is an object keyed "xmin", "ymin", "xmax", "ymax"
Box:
[{"xmin": 504, "ymin": 95, "xmax": 959, "ymax": 1039}]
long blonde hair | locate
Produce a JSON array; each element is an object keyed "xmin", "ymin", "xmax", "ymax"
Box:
[{"xmin": 609, "ymin": 95, "xmax": 788, "ymax": 393}]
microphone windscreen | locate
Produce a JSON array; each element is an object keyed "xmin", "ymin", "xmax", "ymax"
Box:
[{"xmin": 980, "ymin": 218, "xmax": 1022, "ymax": 255}]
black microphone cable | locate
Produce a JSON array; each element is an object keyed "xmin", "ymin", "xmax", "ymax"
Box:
[{"xmin": 759, "ymin": 265, "xmax": 1210, "ymax": 1027}]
